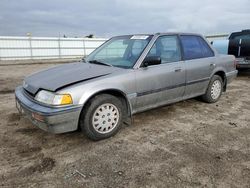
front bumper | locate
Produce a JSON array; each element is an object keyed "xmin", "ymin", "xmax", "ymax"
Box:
[
  {"xmin": 226, "ymin": 70, "xmax": 238, "ymax": 84},
  {"xmin": 15, "ymin": 86, "xmax": 82, "ymax": 134}
]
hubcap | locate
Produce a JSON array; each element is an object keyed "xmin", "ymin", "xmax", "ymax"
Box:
[
  {"xmin": 92, "ymin": 103, "xmax": 120, "ymax": 134},
  {"xmin": 211, "ymin": 80, "xmax": 222, "ymax": 100}
]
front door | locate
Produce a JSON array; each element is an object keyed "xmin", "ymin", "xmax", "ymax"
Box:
[{"xmin": 134, "ymin": 35, "xmax": 186, "ymax": 113}]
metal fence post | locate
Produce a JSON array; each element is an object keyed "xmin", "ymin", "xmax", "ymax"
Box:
[
  {"xmin": 58, "ymin": 37, "xmax": 61, "ymax": 59},
  {"xmin": 83, "ymin": 39, "xmax": 86, "ymax": 57},
  {"xmin": 29, "ymin": 36, "xmax": 33, "ymax": 59}
]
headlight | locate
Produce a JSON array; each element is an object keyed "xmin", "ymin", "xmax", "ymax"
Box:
[{"xmin": 35, "ymin": 90, "xmax": 73, "ymax": 106}]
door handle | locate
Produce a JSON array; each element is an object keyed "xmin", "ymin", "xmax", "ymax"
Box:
[
  {"xmin": 210, "ymin": 63, "xmax": 216, "ymax": 67},
  {"xmin": 175, "ymin": 67, "xmax": 182, "ymax": 72}
]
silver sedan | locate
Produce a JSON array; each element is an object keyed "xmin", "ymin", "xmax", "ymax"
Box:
[{"xmin": 15, "ymin": 33, "xmax": 237, "ymax": 140}]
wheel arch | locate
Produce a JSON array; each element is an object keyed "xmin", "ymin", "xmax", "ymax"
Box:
[
  {"xmin": 212, "ymin": 70, "xmax": 227, "ymax": 91},
  {"xmin": 78, "ymin": 88, "xmax": 132, "ymax": 130},
  {"xmin": 87, "ymin": 89, "xmax": 132, "ymax": 115}
]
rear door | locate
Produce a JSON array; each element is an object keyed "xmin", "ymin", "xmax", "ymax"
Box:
[{"xmin": 180, "ymin": 35, "xmax": 216, "ymax": 98}]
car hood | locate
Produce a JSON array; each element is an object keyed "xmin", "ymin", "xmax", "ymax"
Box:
[{"xmin": 24, "ymin": 62, "xmax": 120, "ymax": 95}]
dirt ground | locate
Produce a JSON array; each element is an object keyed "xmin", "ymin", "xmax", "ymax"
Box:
[{"xmin": 0, "ymin": 62, "xmax": 249, "ymax": 188}]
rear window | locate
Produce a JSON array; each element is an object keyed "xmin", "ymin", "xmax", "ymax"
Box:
[
  {"xmin": 231, "ymin": 34, "xmax": 250, "ymax": 40},
  {"xmin": 229, "ymin": 31, "xmax": 250, "ymax": 40},
  {"xmin": 180, "ymin": 35, "xmax": 214, "ymax": 60}
]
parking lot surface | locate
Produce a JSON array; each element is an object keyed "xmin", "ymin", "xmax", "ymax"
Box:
[{"xmin": 0, "ymin": 63, "xmax": 249, "ymax": 187}]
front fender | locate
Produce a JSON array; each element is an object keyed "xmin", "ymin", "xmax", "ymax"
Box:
[
  {"xmin": 78, "ymin": 83, "xmax": 135, "ymax": 116},
  {"xmin": 58, "ymin": 70, "xmax": 136, "ymax": 115}
]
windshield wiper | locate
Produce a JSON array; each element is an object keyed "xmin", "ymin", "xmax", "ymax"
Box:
[{"xmin": 88, "ymin": 60, "xmax": 113, "ymax": 67}]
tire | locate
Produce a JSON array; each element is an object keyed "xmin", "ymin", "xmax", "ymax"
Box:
[
  {"xmin": 80, "ymin": 94, "xmax": 123, "ymax": 141},
  {"xmin": 201, "ymin": 75, "xmax": 223, "ymax": 103}
]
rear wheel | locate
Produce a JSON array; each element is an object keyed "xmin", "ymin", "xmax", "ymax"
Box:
[
  {"xmin": 202, "ymin": 75, "xmax": 223, "ymax": 103},
  {"xmin": 80, "ymin": 94, "xmax": 123, "ymax": 141}
]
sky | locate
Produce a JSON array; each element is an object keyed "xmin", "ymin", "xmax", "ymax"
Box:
[{"xmin": 0, "ymin": 0, "xmax": 250, "ymax": 38}]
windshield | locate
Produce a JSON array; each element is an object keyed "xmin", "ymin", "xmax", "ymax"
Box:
[{"xmin": 85, "ymin": 35, "xmax": 153, "ymax": 68}]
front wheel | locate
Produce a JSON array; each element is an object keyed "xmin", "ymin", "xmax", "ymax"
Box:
[
  {"xmin": 201, "ymin": 75, "xmax": 223, "ymax": 103},
  {"xmin": 80, "ymin": 94, "xmax": 123, "ymax": 141}
]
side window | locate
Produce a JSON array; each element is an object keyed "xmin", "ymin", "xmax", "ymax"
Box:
[
  {"xmin": 198, "ymin": 37, "xmax": 214, "ymax": 58},
  {"xmin": 180, "ymin": 35, "xmax": 203, "ymax": 60},
  {"xmin": 146, "ymin": 35, "xmax": 181, "ymax": 64},
  {"xmin": 180, "ymin": 35, "xmax": 214, "ymax": 60}
]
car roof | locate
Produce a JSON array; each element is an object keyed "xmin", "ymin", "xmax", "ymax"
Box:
[
  {"xmin": 155, "ymin": 32, "xmax": 201, "ymax": 36},
  {"xmin": 112, "ymin": 32, "xmax": 203, "ymax": 38}
]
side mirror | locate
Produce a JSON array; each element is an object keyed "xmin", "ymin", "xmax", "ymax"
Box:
[{"xmin": 142, "ymin": 56, "xmax": 161, "ymax": 67}]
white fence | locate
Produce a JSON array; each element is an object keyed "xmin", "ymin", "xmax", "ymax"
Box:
[
  {"xmin": 0, "ymin": 36, "xmax": 107, "ymax": 61},
  {"xmin": 206, "ymin": 34, "xmax": 229, "ymax": 42},
  {"xmin": 0, "ymin": 34, "xmax": 229, "ymax": 61}
]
